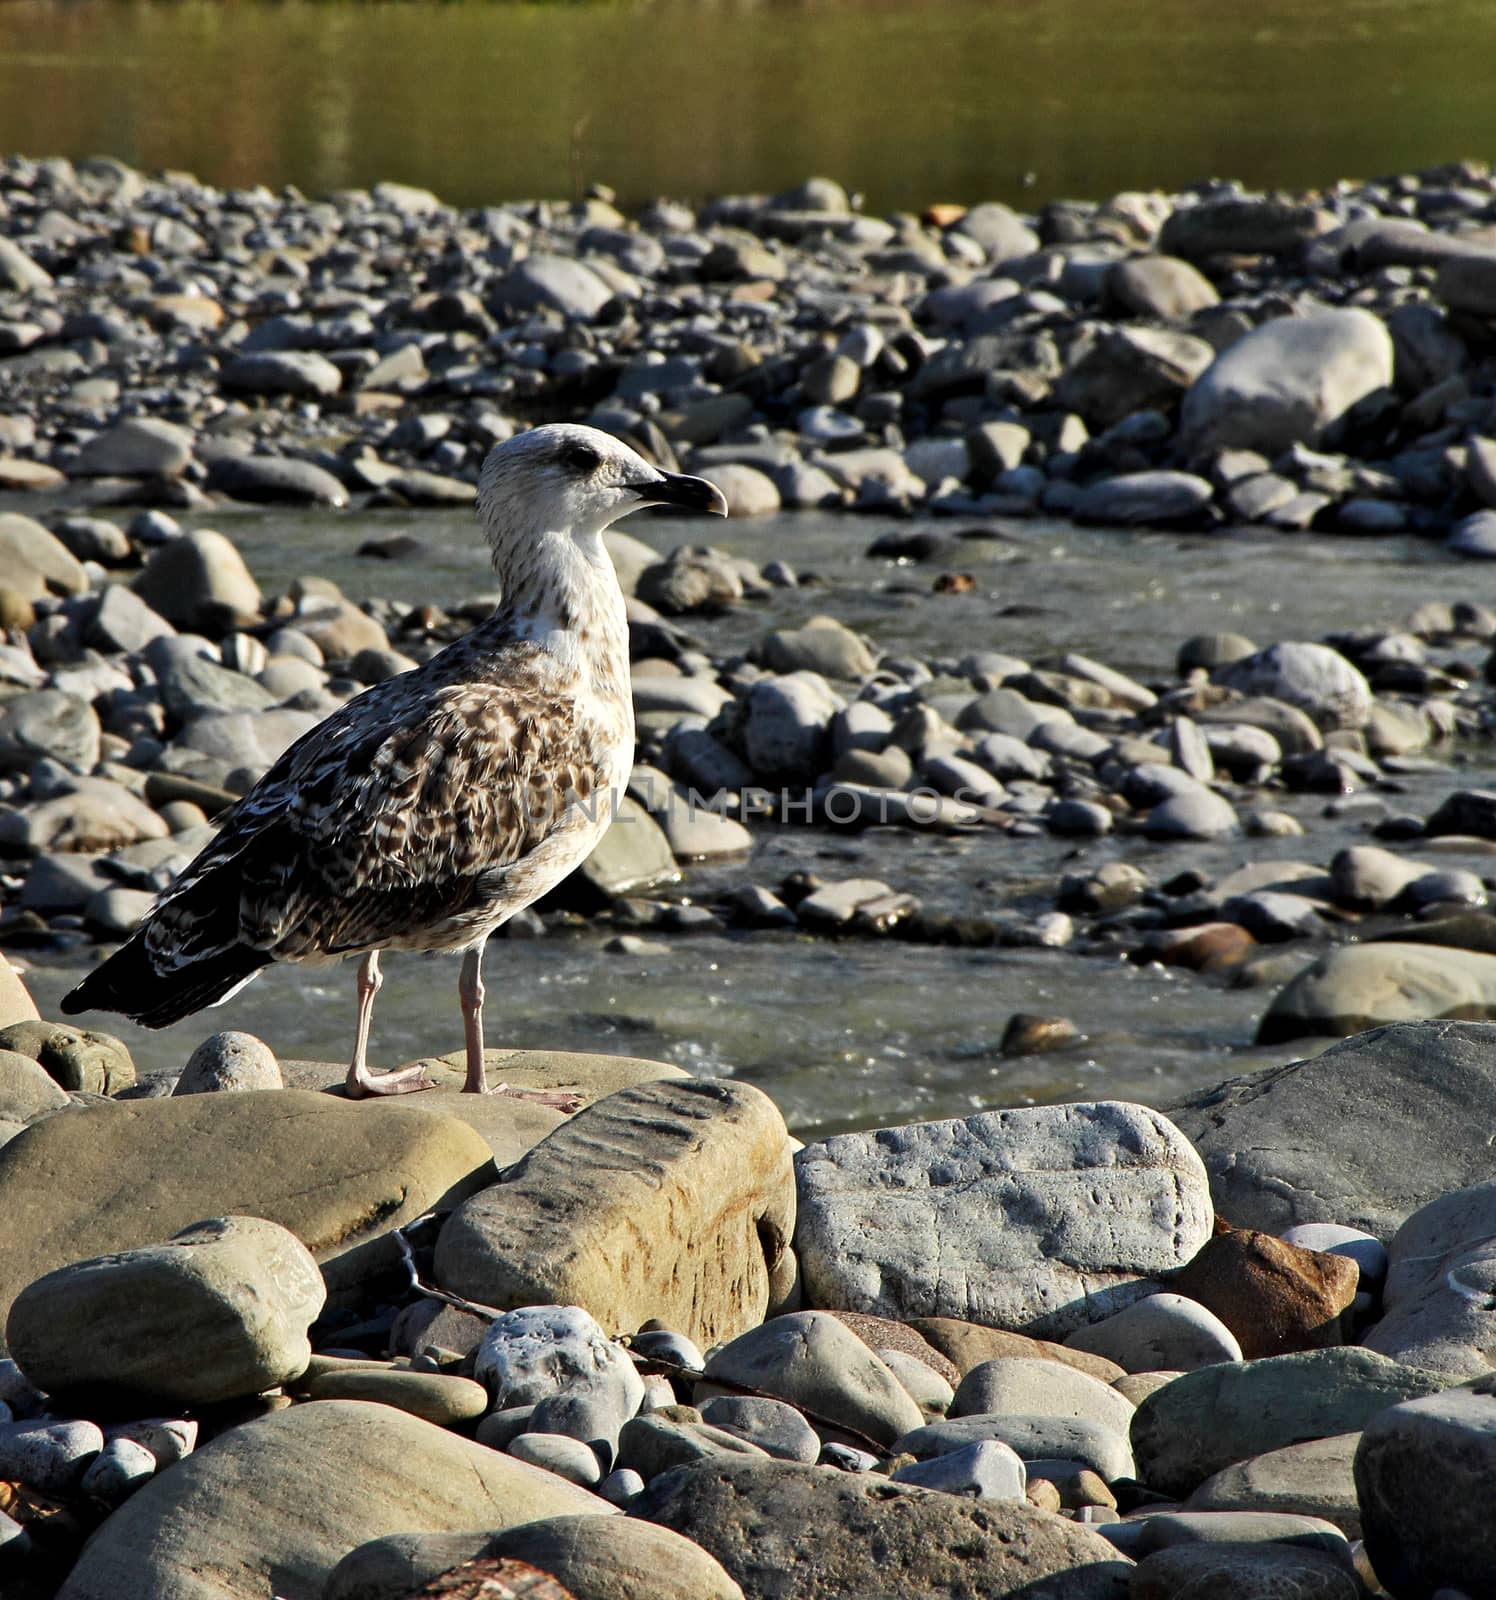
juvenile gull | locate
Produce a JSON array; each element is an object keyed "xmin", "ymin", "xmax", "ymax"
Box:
[{"xmin": 62, "ymin": 424, "xmax": 728, "ymax": 1097}]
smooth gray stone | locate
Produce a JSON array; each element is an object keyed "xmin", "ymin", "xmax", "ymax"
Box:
[
  {"xmin": 1131, "ymin": 1347, "xmax": 1444, "ymax": 1498},
  {"xmin": 1064, "ymin": 1292, "xmax": 1242, "ymax": 1373},
  {"xmin": 1213, "ymin": 641, "xmax": 1372, "ymax": 731},
  {"xmin": 951, "ymin": 1357, "xmax": 1134, "ymax": 1437},
  {"xmin": 794, "ymin": 1101, "xmax": 1211, "ymax": 1339},
  {"xmin": 698, "ymin": 1311, "xmax": 922, "ymax": 1446},
  {"xmin": 698, "ymin": 1395, "xmax": 821, "ymax": 1462},
  {"xmin": 1180, "ymin": 309, "xmax": 1393, "ymax": 456},
  {"xmin": 895, "ymin": 1412, "xmax": 1135, "ymax": 1483},
  {"xmin": 474, "ymin": 1304, "xmax": 644, "ymax": 1428},
  {"xmin": 1361, "ymin": 1181, "xmax": 1496, "ymax": 1377},
  {"xmin": 506, "ymin": 1430, "xmax": 603, "ymax": 1487},
  {"xmin": 891, "ymin": 1438, "xmax": 1026, "ymax": 1501},
  {"xmin": 0, "ymin": 1418, "xmax": 103, "ymax": 1494}
]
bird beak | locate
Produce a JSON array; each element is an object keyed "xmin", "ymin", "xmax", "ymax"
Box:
[{"xmin": 635, "ymin": 471, "xmax": 730, "ymax": 517}]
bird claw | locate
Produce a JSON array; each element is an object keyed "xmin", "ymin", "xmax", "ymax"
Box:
[
  {"xmin": 488, "ymin": 1082, "xmax": 585, "ymax": 1113},
  {"xmin": 345, "ymin": 1065, "xmax": 436, "ymax": 1099}
]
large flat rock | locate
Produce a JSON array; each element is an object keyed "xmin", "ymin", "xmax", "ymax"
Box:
[
  {"xmin": 793, "ymin": 1101, "xmax": 1212, "ymax": 1339},
  {"xmin": 1168, "ymin": 1021, "xmax": 1496, "ymax": 1240},
  {"xmin": 0, "ymin": 1089, "xmax": 496, "ymax": 1348},
  {"xmin": 57, "ymin": 1400, "xmax": 611, "ymax": 1600},
  {"xmin": 435, "ymin": 1079, "xmax": 795, "ymax": 1348},
  {"xmin": 628, "ymin": 1457, "xmax": 1132, "ymax": 1599}
]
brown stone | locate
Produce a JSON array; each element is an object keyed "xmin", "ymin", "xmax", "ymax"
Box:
[
  {"xmin": 827, "ymin": 1312, "xmax": 960, "ymax": 1386},
  {"xmin": 1171, "ymin": 1226, "xmax": 1358, "ymax": 1358},
  {"xmin": 413, "ymin": 1562, "xmax": 574, "ymax": 1600},
  {"xmin": 435, "ymin": 1080, "xmax": 795, "ymax": 1349},
  {"xmin": 909, "ymin": 1317, "xmax": 1126, "ymax": 1384},
  {"xmin": 1139, "ymin": 922, "xmax": 1257, "ymax": 972}
]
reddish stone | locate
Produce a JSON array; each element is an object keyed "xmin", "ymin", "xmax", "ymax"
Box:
[{"xmin": 1171, "ymin": 1225, "xmax": 1358, "ymax": 1359}]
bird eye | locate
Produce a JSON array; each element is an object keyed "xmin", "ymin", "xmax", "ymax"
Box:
[{"xmin": 564, "ymin": 443, "xmax": 600, "ymax": 472}]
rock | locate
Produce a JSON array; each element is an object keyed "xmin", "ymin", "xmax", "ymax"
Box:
[
  {"xmin": 1073, "ymin": 470, "xmax": 1215, "ymax": 526},
  {"xmin": 81, "ymin": 1436, "xmax": 159, "ymax": 1503},
  {"xmin": 1436, "ymin": 251, "xmax": 1496, "ymax": 317},
  {"xmin": 0, "ymin": 1090, "xmax": 496, "ymax": 1349},
  {"xmin": 795, "ymin": 1102, "xmax": 1211, "ymax": 1339},
  {"xmin": 1169, "ymin": 1228, "xmax": 1358, "ymax": 1359},
  {"xmin": 1055, "ymin": 328, "xmax": 1214, "ymax": 430},
  {"xmin": 1213, "ymin": 643, "xmax": 1370, "ymax": 731},
  {"xmin": 56, "ymin": 1400, "xmax": 610, "ymax": 1600},
  {"xmin": 950, "ymin": 203, "xmax": 1040, "ymax": 263},
  {"xmin": 617, "ymin": 1414, "xmax": 768, "ymax": 1478},
  {"xmin": 0, "ymin": 689, "xmax": 100, "ymax": 773},
  {"xmin": 210, "ymin": 454, "xmax": 351, "ymax": 507},
  {"xmin": 637, "ymin": 546, "xmax": 742, "ymax": 616},
  {"xmin": 87, "ymin": 584, "xmax": 174, "ymax": 654},
  {"xmin": 1159, "ymin": 198, "xmax": 1333, "ymax": 261},
  {"xmin": 178, "ymin": 706, "xmax": 322, "ymax": 774},
  {"xmin": 697, "ymin": 1395, "xmax": 824, "ymax": 1462},
  {"xmin": 507, "ymin": 1431, "xmax": 607, "ymax": 1485},
  {"xmin": 0, "ymin": 238, "xmax": 53, "ymax": 293},
  {"xmin": 697, "ymin": 1312, "xmax": 924, "ymax": 1446},
  {"xmin": 0, "ymin": 513, "xmax": 88, "ymax": 601},
  {"xmin": 0, "ymin": 1418, "xmax": 103, "ymax": 1495},
  {"xmin": 1132, "ymin": 1508, "xmax": 1352, "ymax": 1560},
  {"xmin": 890, "ymin": 1438, "xmax": 1026, "ymax": 1502},
  {"xmin": 629, "ymin": 1457, "xmax": 1131, "ymax": 1599},
  {"xmin": 759, "ymin": 618, "xmax": 877, "ymax": 680},
  {"xmin": 306, "ymin": 1368, "xmax": 488, "ymax": 1426},
  {"xmin": 1256, "ymin": 943, "xmax": 1496, "ymax": 1045},
  {"xmin": 1185, "ymin": 1433, "xmax": 1363, "ymax": 1537},
  {"xmin": 0, "ymin": 1020, "xmax": 134, "ymax": 1094},
  {"xmin": 1129, "ymin": 1541, "xmax": 1358, "ymax": 1599},
  {"xmin": 436, "ymin": 1080, "xmax": 794, "ymax": 1349},
  {"xmin": 0, "ymin": 1049, "xmax": 68, "ymax": 1124},
  {"xmin": 0, "ymin": 964, "xmax": 40, "ymax": 1031},
  {"xmin": 1450, "ymin": 510, "xmax": 1496, "ymax": 559},
  {"xmin": 1169, "ymin": 1022, "xmax": 1496, "ymax": 1240},
  {"xmin": 1425, "ymin": 790, "xmax": 1496, "ymax": 840},
  {"xmin": 1180, "ymin": 310, "xmax": 1394, "ymax": 456},
  {"xmin": 1129, "ymin": 1347, "xmax": 1444, "ymax": 1498},
  {"xmin": 173, "ymin": 1032, "xmax": 283, "ymax": 1094},
  {"xmin": 908, "ymin": 1319, "xmax": 1124, "ymax": 1384},
  {"xmin": 1064, "ymin": 1293, "xmax": 1242, "ymax": 1373},
  {"xmin": 1361, "ymin": 1182, "xmax": 1496, "ymax": 1378},
  {"xmin": 710, "ymin": 463, "xmax": 781, "ymax": 518},
  {"xmin": 134, "ymin": 529, "xmax": 263, "ymax": 632},
  {"xmin": 495, "ymin": 255, "xmax": 614, "ymax": 319},
  {"xmin": 1107, "ymin": 255, "xmax": 1220, "ymax": 320},
  {"xmin": 1278, "ymin": 1224, "xmax": 1387, "ymax": 1293},
  {"xmin": 895, "ymin": 1412, "xmax": 1135, "ymax": 1482},
  {"xmin": 952, "ymin": 1356, "xmax": 1134, "ymax": 1439},
  {"xmin": 734, "ymin": 671, "xmax": 839, "ymax": 781},
  {"xmin": 1355, "ymin": 1386, "xmax": 1496, "ymax": 1598},
  {"xmin": 221, "ymin": 350, "xmax": 343, "ymax": 398},
  {"xmin": 1142, "ymin": 784, "xmax": 1239, "ymax": 840},
  {"xmin": 72, "ymin": 418, "xmax": 194, "ymax": 479},
  {"xmin": 475, "ymin": 1303, "xmax": 644, "ymax": 1449},
  {"xmin": 6, "ymin": 1215, "xmax": 323, "ymax": 1407},
  {"xmin": 488, "ymin": 1515, "xmax": 745, "ymax": 1600}
]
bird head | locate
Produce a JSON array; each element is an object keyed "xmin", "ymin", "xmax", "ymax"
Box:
[{"xmin": 477, "ymin": 424, "xmax": 728, "ymax": 562}]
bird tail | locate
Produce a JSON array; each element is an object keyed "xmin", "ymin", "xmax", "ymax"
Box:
[{"xmin": 61, "ymin": 935, "xmax": 271, "ymax": 1030}]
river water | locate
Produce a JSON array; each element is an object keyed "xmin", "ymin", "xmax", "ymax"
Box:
[
  {"xmin": 3, "ymin": 0, "xmax": 1495, "ymax": 214},
  {"xmin": 18, "ymin": 506, "xmax": 1496, "ymax": 1138}
]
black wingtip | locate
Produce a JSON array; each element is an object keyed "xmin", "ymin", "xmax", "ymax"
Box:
[{"xmin": 62, "ymin": 937, "xmax": 270, "ymax": 1030}]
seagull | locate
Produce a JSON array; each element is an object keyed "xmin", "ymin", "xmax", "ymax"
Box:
[{"xmin": 62, "ymin": 424, "xmax": 729, "ymax": 1098}]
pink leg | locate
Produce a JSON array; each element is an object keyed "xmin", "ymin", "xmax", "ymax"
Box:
[
  {"xmin": 344, "ymin": 951, "xmax": 434, "ymax": 1098},
  {"xmin": 460, "ymin": 941, "xmax": 583, "ymax": 1110}
]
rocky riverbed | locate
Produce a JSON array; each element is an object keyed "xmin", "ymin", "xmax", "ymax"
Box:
[{"xmin": 7, "ymin": 152, "xmax": 1496, "ymax": 1596}]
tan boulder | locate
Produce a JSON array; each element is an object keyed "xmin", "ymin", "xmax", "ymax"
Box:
[
  {"xmin": 436, "ymin": 1079, "xmax": 795, "ymax": 1349},
  {"xmin": 0, "ymin": 1090, "xmax": 495, "ymax": 1351},
  {"xmin": 56, "ymin": 1400, "xmax": 612, "ymax": 1600}
]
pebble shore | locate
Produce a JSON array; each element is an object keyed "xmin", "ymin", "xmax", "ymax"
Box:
[{"xmin": 5, "ymin": 152, "xmax": 1496, "ymax": 1597}]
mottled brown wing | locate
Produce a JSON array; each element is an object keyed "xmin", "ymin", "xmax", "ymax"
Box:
[{"xmin": 144, "ymin": 643, "xmax": 606, "ymax": 966}]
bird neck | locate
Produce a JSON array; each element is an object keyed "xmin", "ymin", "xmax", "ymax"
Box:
[{"xmin": 492, "ymin": 527, "xmax": 630, "ymax": 690}]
